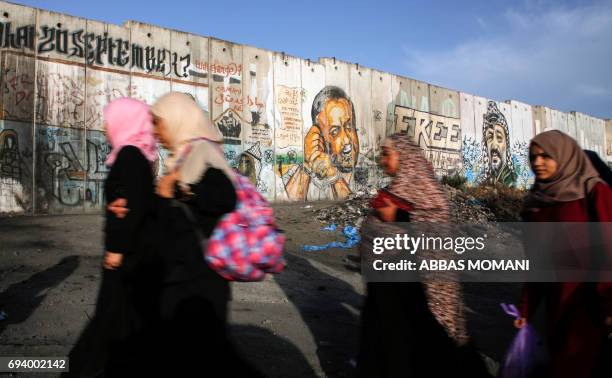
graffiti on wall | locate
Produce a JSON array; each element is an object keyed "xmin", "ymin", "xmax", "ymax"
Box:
[
  {"xmin": 281, "ymin": 86, "xmax": 358, "ymax": 201},
  {"xmin": 36, "ymin": 65, "xmax": 85, "ymax": 128},
  {"xmin": 479, "ymin": 102, "xmax": 516, "ymax": 186},
  {"xmin": 0, "ymin": 126, "xmax": 31, "ymax": 212},
  {"xmin": 8, "ymin": 65, "xmax": 116, "ymax": 129},
  {"xmin": 0, "ymin": 21, "xmax": 191, "ymax": 77},
  {"xmin": 0, "ymin": 129, "xmax": 22, "ymax": 180},
  {"xmin": 232, "ymin": 141, "xmax": 271, "ymax": 194},
  {"xmin": 4, "ymin": 56, "xmax": 208, "ymax": 132},
  {"xmin": 83, "ymin": 131, "xmax": 112, "ymax": 209},
  {"xmin": 2, "ymin": 2, "xmax": 610, "ymax": 213},
  {"xmin": 36, "ymin": 127, "xmax": 110, "ymax": 211},
  {"xmin": 391, "ymin": 104, "xmax": 462, "ymax": 177},
  {"xmin": 214, "ymin": 108, "xmax": 242, "ymax": 145},
  {"xmin": 274, "ymin": 84, "xmax": 303, "ymax": 199},
  {"xmin": 461, "ymin": 101, "xmax": 531, "ymax": 187},
  {"xmin": 2, "ymin": 55, "xmax": 35, "ymax": 121},
  {"xmin": 510, "ymin": 140, "xmax": 532, "ymax": 188},
  {"xmin": 192, "ymin": 60, "xmax": 242, "ymax": 81},
  {"xmin": 463, "ymin": 138, "xmax": 531, "ymax": 188},
  {"xmin": 85, "ymin": 72, "xmax": 131, "ymax": 130},
  {"xmin": 213, "ymin": 85, "xmax": 264, "ymax": 115},
  {"xmin": 204, "ymin": 58, "xmax": 275, "ymax": 198},
  {"xmin": 3, "ymin": 58, "xmax": 122, "ymax": 129},
  {"xmin": 211, "ymin": 61, "xmax": 275, "ymax": 198}
]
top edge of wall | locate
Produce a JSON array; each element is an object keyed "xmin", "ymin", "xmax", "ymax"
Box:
[{"xmin": 0, "ymin": 0, "xmax": 608, "ymax": 120}]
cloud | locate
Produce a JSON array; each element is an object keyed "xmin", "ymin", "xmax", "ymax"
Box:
[
  {"xmin": 403, "ymin": 1, "xmax": 612, "ymax": 118},
  {"xmin": 475, "ymin": 16, "xmax": 488, "ymax": 30}
]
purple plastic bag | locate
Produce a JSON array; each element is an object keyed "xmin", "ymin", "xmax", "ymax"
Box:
[{"xmin": 498, "ymin": 303, "xmax": 549, "ymax": 378}]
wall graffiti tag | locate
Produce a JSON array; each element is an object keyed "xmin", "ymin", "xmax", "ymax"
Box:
[
  {"xmin": 392, "ymin": 105, "xmax": 462, "ymax": 176},
  {"xmin": 213, "ymin": 86, "xmax": 264, "ymax": 113},
  {"xmin": 36, "ymin": 127, "xmax": 110, "ymax": 209},
  {"xmin": 0, "ymin": 21, "xmax": 191, "ymax": 78}
]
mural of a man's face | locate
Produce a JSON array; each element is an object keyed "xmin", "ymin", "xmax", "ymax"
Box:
[
  {"xmin": 238, "ymin": 153, "xmax": 257, "ymax": 184},
  {"xmin": 316, "ymin": 98, "xmax": 359, "ymax": 173},
  {"xmin": 484, "ymin": 123, "xmax": 508, "ymax": 173}
]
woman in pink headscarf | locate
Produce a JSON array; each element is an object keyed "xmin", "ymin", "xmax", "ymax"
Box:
[
  {"xmin": 104, "ymin": 93, "xmax": 264, "ymax": 377},
  {"xmin": 66, "ymin": 98, "xmax": 161, "ymax": 377},
  {"xmin": 102, "ymin": 98, "xmax": 158, "ymax": 271}
]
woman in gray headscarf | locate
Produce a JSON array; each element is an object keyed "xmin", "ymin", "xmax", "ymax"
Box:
[
  {"xmin": 518, "ymin": 130, "xmax": 611, "ymax": 378},
  {"xmin": 357, "ymin": 132, "xmax": 488, "ymax": 378}
]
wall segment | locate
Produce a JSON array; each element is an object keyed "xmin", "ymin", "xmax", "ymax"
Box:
[{"xmin": 0, "ymin": 1, "xmax": 609, "ymax": 214}]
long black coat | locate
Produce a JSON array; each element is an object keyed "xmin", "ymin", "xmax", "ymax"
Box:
[
  {"xmin": 66, "ymin": 146, "xmax": 159, "ymax": 377},
  {"xmin": 154, "ymin": 167, "xmax": 263, "ymax": 376}
]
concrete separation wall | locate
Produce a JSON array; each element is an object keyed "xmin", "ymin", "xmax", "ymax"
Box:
[{"xmin": 0, "ymin": 1, "xmax": 610, "ymax": 214}]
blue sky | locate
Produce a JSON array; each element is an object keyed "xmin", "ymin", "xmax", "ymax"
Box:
[{"xmin": 14, "ymin": 0, "xmax": 612, "ymax": 118}]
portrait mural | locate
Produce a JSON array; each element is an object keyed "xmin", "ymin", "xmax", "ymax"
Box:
[
  {"xmin": 282, "ymin": 86, "xmax": 359, "ymax": 200},
  {"xmin": 480, "ymin": 101, "xmax": 517, "ymax": 186}
]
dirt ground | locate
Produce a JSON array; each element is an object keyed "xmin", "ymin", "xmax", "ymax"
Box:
[{"xmin": 0, "ymin": 203, "xmax": 520, "ymax": 377}]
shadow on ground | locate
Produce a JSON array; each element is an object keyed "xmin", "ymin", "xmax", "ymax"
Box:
[
  {"xmin": 0, "ymin": 256, "xmax": 80, "ymax": 336},
  {"xmin": 232, "ymin": 324, "xmax": 317, "ymax": 378},
  {"xmin": 276, "ymin": 253, "xmax": 363, "ymax": 378}
]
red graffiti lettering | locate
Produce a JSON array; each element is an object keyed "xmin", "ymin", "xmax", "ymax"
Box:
[{"xmin": 194, "ymin": 60, "xmax": 242, "ymax": 77}]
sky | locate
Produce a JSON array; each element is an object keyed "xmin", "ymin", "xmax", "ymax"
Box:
[{"xmin": 12, "ymin": 0, "xmax": 612, "ymax": 119}]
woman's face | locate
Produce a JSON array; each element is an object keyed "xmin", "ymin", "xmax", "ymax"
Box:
[
  {"xmin": 530, "ymin": 144, "xmax": 558, "ymax": 181},
  {"xmin": 152, "ymin": 114, "xmax": 172, "ymax": 149},
  {"xmin": 379, "ymin": 145, "xmax": 400, "ymax": 176}
]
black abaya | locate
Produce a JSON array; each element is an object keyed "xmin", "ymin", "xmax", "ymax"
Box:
[
  {"xmin": 154, "ymin": 167, "xmax": 262, "ymax": 376},
  {"xmin": 66, "ymin": 146, "xmax": 158, "ymax": 377}
]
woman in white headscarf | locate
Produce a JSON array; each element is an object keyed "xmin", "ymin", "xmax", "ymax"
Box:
[
  {"xmin": 150, "ymin": 92, "xmax": 260, "ymax": 376},
  {"xmin": 152, "ymin": 92, "xmax": 236, "ymax": 195}
]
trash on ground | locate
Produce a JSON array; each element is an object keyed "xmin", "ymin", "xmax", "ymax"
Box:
[
  {"xmin": 303, "ymin": 226, "xmax": 361, "ymax": 252},
  {"xmin": 321, "ymin": 224, "xmax": 337, "ymax": 231}
]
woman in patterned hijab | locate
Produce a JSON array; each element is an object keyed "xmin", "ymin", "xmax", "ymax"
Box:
[
  {"xmin": 382, "ymin": 133, "xmax": 451, "ymax": 222},
  {"xmin": 357, "ymin": 132, "xmax": 488, "ymax": 377}
]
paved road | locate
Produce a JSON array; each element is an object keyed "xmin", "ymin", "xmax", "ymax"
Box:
[{"xmin": 0, "ymin": 204, "xmax": 517, "ymax": 377}]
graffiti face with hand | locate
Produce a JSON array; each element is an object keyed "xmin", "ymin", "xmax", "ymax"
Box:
[
  {"xmin": 485, "ymin": 122, "xmax": 508, "ymax": 173},
  {"xmin": 315, "ymin": 97, "xmax": 359, "ymax": 174},
  {"xmin": 285, "ymin": 86, "xmax": 357, "ymax": 201}
]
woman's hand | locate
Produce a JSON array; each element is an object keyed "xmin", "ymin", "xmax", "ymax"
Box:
[
  {"xmin": 103, "ymin": 251, "xmax": 123, "ymax": 270},
  {"xmin": 377, "ymin": 198, "xmax": 398, "ymax": 222},
  {"xmin": 514, "ymin": 317, "xmax": 527, "ymax": 329},
  {"xmin": 107, "ymin": 198, "xmax": 128, "ymax": 218},
  {"xmin": 156, "ymin": 171, "xmax": 180, "ymax": 198}
]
